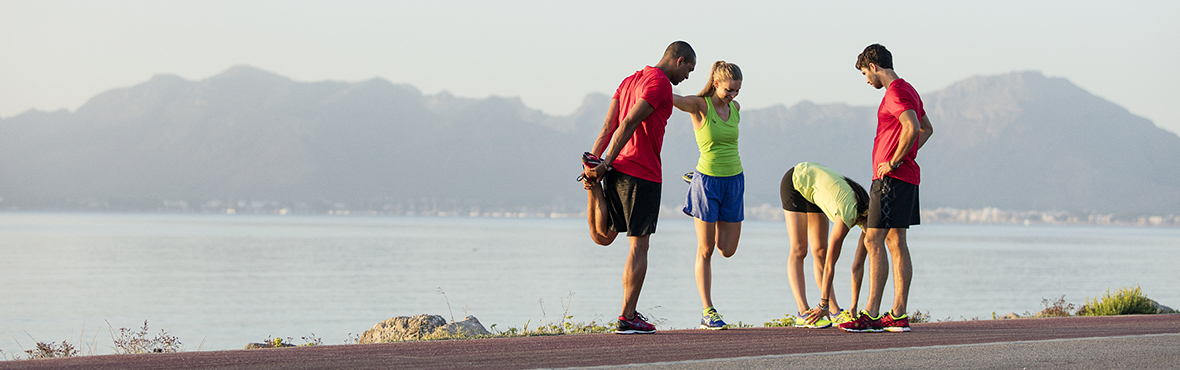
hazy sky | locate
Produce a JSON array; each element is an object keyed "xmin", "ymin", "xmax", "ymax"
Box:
[{"xmin": 3, "ymin": 1, "xmax": 1178, "ymax": 134}]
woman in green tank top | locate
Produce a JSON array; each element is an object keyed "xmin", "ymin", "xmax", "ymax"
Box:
[{"xmin": 671, "ymin": 61, "xmax": 743, "ymax": 330}]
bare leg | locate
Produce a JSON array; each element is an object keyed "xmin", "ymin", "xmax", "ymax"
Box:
[
  {"xmin": 849, "ymin": 231, "xmax": 868, "ymax": 314},
  {"xmin": 694, "ymin": 218, "xmax": 717, "ymax": 310},
  {"xmin": 696, "ymin": 219, "xmax": 742, "ymax": 310},
  {"xmin": 806, "ymin": 213, "xmax": 841, "ymax": 313},
  {"xmin": 585, "ymin": 180, "xmax": 617, "ymax": 246},
  {"xmin": 885, "ymin": 228, "xmax": 912, "ymax": 316},
  {"xmin": 784, "ymin": 210, "xmax": 811, "ymax": 314},
  {"xmin": 714, "ymin": 221, "xmax": 741, "ymax": 258},
  {"xmin": 621, "ymin": 235, "xmax": 650, "ymax": 319},
  {"xmin": 864, "ymin": 227, "xmax": 890, "ymax": 318}
]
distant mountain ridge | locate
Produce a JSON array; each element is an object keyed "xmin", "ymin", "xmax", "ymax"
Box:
[{"xmin": 1, "ymin": 66, "xmax": 1178, "ymax": 214}]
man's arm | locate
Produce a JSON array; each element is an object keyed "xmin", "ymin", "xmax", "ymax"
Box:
[
  {"xmin": 916, "ymin": 115, "xmax": 933, "ymax": 150},
  {"xmin": 590, "ymin": 99, "xmax": 621, "ymax": 157},
  {"xmin": 588, "ymin": 99, "xmax": 655, "ymax": 180},
  {"xmin": 876, "ymin": 109, "xmax": 921, "ymax": 179}
]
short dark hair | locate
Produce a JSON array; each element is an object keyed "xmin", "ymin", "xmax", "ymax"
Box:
[
  {"xmin": 844, "ymin": 177, "xmax": 871, "ymax": 226},
  {"xmin": 855, "ymin": 44, "xmax": 892, "ymax": 70},
  {"xmin": 663, "ymin": 41, "xmax": 696, "ymax": 63}
]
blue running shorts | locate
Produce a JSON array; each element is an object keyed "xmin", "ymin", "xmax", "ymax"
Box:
[{"xmin": 683, "ymin": 172, "xmax": 745, "ymax": 223}]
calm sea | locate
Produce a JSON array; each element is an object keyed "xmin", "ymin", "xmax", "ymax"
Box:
[{"xmin": 2, "ymin": 213, "xmax": 1178, "ymax": 354}]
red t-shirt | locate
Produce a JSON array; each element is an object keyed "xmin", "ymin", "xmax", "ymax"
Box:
[
  {"xmin": 872, "ymin": 79, "xmax": 925, "ymax": 184},
  {"xmin": 609, "ymin": 66, "xmax": 673, "ymax": 183}
]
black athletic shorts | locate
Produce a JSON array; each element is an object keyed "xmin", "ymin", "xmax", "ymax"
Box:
[
  {"xmin": 780, "ymin": 167, "xmax": 822, "ymax": 213},
  {"xmin": 603, "ymin": 170, "xmax": 661, "ymax": 237},
  {"xmin": 866, "ymin": 176, "xmax": 921, "ymax": 229}
]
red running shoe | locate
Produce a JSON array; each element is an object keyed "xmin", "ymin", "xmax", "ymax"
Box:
[
  {"xmin": 582, "ymin": 152, "xmax": 603, "ymax": 168},
  {"xmin": 837, "ymin": 310, "xmax": 883, "ymax": 333},
  {"xmin": 615, "ymin": 312, "xmax": 656, "ymax": 334},
  {"xmin": 880, "ymin": 311, "xmax": 911, "ymax": 332}
]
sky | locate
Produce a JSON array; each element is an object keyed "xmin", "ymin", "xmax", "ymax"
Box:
[{"xmin": 2, "ymin": 1, "xmax": 1178, "ymax": 134}]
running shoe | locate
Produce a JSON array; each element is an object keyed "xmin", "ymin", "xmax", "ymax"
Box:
[
  {"xmin": 879, "ymin": 311, "xmax": 911, "ymax": 332},
  {"xmin": 583, "ymin": 152, "xmax": 603, "ymax": 168},
  {"xmin": 615, "ymin": 312, "xmax": 656, "ymax": 334},
  {"xmin": 793, "ymin": 311, "xmax": 832, "ymax": 329},
  {"xmin": 576, "ymin": 152, "xmax": 604, "ymax": 182},
  {"xmin": 837, "ymin": 310, "xmax": 883, "ymax": 333},
  {"xmin": 682, "ymin": 171, "xmax": 694, "ymax": 184},
  {"xmin": 831, "ymin": 309, "xmax": 855, "ymax": 325},
  {"xmin": 700, "ymin": 307, "xmax": 727, "ymax": 330}
]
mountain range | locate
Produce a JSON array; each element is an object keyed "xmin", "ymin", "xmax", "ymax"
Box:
[{"xmin": 2, "ymin": 66, "xmax": 1178, "ymax": 215}]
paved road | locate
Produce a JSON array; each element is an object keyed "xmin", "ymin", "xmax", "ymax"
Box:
[{"xmin": 2, "ymin": 315, "xmax": 1177, "ymax": 369}]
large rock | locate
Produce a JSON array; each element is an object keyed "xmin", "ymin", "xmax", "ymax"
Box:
[
  {"xmin": 444, "ymin": 316, "xmax": 491, "ymax": 337},
  {"xmin": 1150, "ymin": 299, "xmax": 1176, "ymax": 314},
  {"xmin": 359, "ymin": 314, "xmax": 447, "ymax": 343}
]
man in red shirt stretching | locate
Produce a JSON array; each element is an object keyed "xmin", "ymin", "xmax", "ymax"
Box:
[
  {"xmin": 839, "ymin": 44, "xmax": 934, "ymax": 333},
  {"xmin": 582, "ymin": 41, "xmax": 696, "ymax": 334}
]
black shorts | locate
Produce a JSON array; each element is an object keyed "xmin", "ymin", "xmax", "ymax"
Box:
[
  {"xmin": 866, "ymin": 176, "xmax": 921, "ymax": 229},
  {"xmin": 603, "ymin": 170, "xmax": 661, "ymax": 237},
  {"xmin": 780, "ymin": 168, "xmax": 822, "ymax": 213}
]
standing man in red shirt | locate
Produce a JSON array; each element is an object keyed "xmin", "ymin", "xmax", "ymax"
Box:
[
  {"xmin": 839, "ymin": 44, "xmax": 933, "ymax": 333},
  {"xmin": 582, "ymin": 41, "xmax": 696, "ymax": 334}
]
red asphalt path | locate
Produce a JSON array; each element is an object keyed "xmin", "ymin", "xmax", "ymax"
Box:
[{"xmin": 3, "ymin": 314, "xmax": 1178, "ymax": 369}]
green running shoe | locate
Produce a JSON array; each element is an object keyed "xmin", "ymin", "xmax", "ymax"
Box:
[
  {"xmin": 794, "ymin": 311, "xmax": 833, "ymax": 329},
  {"xmin": 700, "ymin": 307, "xmax": 727, "ymax": 330},
  {"xmin": 832, "ymin": 309, "xmax": 855, "ymax": 325}
]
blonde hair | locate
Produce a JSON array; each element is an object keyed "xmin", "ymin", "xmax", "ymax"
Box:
[{"xmin": 697, "ymin": 61, "xmax": 742, "ymax": 97}]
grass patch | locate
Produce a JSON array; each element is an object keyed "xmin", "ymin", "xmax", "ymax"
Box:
[
  {"xmin": 479, "ymin": 293, "xmax": 615, "ymax": 338},
  {"xmin": 908, "ymin": 309, "xmax": 932, "ymax": 323},
  {"xmin": 387, "ymin": 290, "xmax": 615, "ymax": 342},
  {"xmin": 723, "ymin": 321, "xmax": 755, "ymax": 329},
  {"xmin": 108, "ymin": 320, "xmax": 182, "ymax": 354},
  {"xmin": 249, "ymin": 334, "xmax": 323, "ymax": 348},
  {"xmin": 17, "ymin": 340, "xmax": 78, "ymax": 359},
  {"xmin": 1038, "ymin": 295, "xmax": 1077, "ymax": 317},
  {"xmin": 3, "ymin": 320, "xmax": 178, "ymax": 361}
]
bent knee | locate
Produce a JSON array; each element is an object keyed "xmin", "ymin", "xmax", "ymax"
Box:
[
  {"xmin": 717, "ymin": 243, "xmax": 738, "ymax": 258},
  {"xmin": 591, "ymin": 231, "xmax": 618, "ymax": 246}
]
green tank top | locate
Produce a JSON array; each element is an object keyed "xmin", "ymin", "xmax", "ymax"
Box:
[{"xmin": 694, "ymin": 98, "xmax": 742, "ymax": 177}]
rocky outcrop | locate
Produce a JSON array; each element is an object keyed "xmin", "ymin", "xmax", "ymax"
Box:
[
  {"xmin": 444, "ymin": 316, "xmax": 491, "ymax": 337},
  {"xmin": 1150, "ymin": 299, "xmax": 1176, "ymax": 314},
  {"xmin": 358, "ymin": 314, "xmax": 447, "ymax": 344},
  {"xmin": 357, "ymin": 314, "xmax": 493, "ymax": 343}
]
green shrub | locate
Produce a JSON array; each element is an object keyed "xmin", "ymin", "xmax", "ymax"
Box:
[
  {"xmin": 762, "ymin": 314, "xmax": 796, "ymax": 327},
  {"xmin": 1079, "ymin": 286, "xmax": 1156, "ymax": 316}
]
